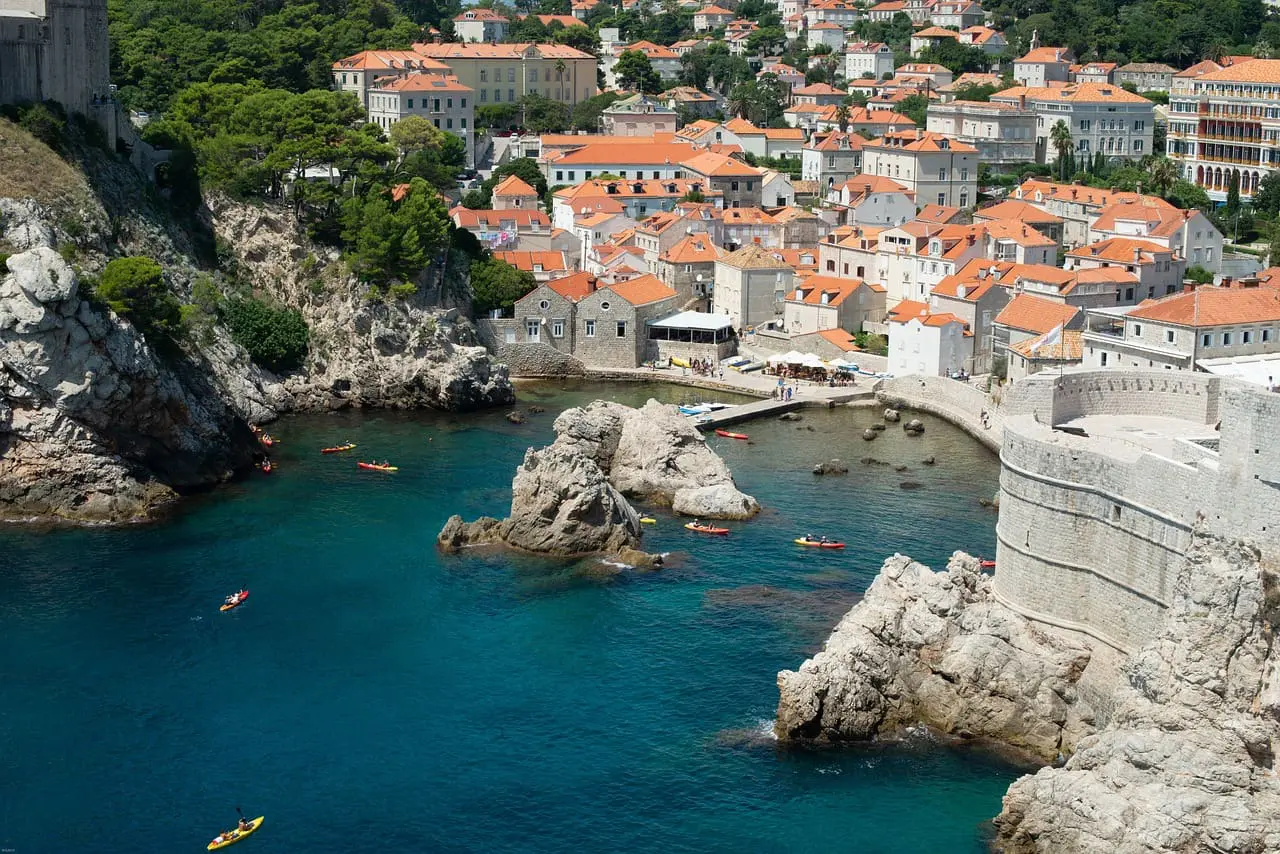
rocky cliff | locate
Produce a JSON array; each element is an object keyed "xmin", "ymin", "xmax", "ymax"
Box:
[
  {"xmin": 0, "ymin": 117, "xmax": 512, "ymax": 522},
  {"xmin": 775, "ymin": 533, "xmax": 1280, "ymax": 853},
  {"xmin": 208, "ymin": 198, "xmax": 511, "ymax": 413},
  {"xmin": 0, "ymin": 245, "xmax": 255, "ymax": 522},
  {"xmin": 439, "ymin": 399, "xmax": 757, "ymax": 559}
]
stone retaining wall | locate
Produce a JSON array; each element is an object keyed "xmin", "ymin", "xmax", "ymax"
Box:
[
  {"xmin": 496, "ymin": 343, "xmax": 585, "ymax": 377},
  {"xmin": 874, "ymin": 374, "xmax": 1004, "ymax": 452}
]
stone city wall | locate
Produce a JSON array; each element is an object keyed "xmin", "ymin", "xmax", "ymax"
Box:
[
  {"xmin": 995, "ymin": 424, "xmax": 1200, "ymax": 652},
  {"xmin": 495, "ymin": 343, "xmax": 585, "ymax": 377},
  {"xmin": 875, "ymin": 374, "xmax": 1003, "ymax": 451}
]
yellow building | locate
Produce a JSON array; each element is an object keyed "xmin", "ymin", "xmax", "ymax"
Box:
[{"xmin": 410, "ymin": 42, "xmax": 598, "ymax": 110}]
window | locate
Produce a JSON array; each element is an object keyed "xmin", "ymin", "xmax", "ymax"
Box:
[
  {"xmin": 407, "ymin": 98, "xmax": 414, "ymax": 108},
  {"xmin": 480, "ymin": 70, "xmax": 487, "ymax": 82},
  {"xmin": 481, "ymin": 89, "xmax": 488, "ymax": 102},
  {"xmin": 433, "ymin": 119, "xmax": 440, "ymax": 128},
  {"xmin": 959, "ymin": 192, "xmax": 968, "ymax": 207},
  {"xmin": 509, "ymin": 89, "xmax": 516, "ymax": 103},
  {"xmin": 1132, "ymin": 323, "xmax": 1142, "ymax": 337},
  {"xmin": 539, "ymin": 299, "xmax": 550, "ymax": 310},
  {"xmin": 525, "ymin": 320, "xmax": 540, "ymax": 341},
  {"xmin": 508, "ymin": 68, "xmax": 515, "ymax": 82},
  {"xmin": 1165, "ymin": 330, "xmax": 1175, "ymax": 344},
  {"xmin": 1243, "ymin": 330, "xmax": 1253, "ymax": 344},
  {"xmin": 585, "ymin": 320, "xmax": 596, "ymax": 337},
  {"xmin": 433, "ymin": 98, "xmax": 440, "ymax": 112},
  {"xmin": 447, "ymin": 98, "xmax": 453, "ymax": 109},
  {"xmin": 461, "ymin": 119, "xmax": 467, "ymax": 129},
  {"xmin": 1134, "ymin": 120, "xmax": 1145, "ymax": 131},
  {"xmin": 493, "ymin": 89, "xmax": 500, "ymax": 102},
  {"xmin": 600, "ymin": 300, "xmax": 611, "ymax": 311},
  {"xmin": 937, "ymin": 193, "xmax": 946, "ymax": 205},
  {"xmin": 745, "ymin": 181, "xmax": 752, "ymax": 191},
  {"xmin": 556, "ymin": 170, "xmax": 564, "ymax": 181},
  {"xmin": 447, "ymin": 118, "xmax": 453, "ymax": 129},
  {"xmin": 461, "ymin": 98, "xmax": 467, "ymax": 108},
  {"xmin": 939, "ymin": 167, "xmax": 947, "ymax": 181},
  {"xmin": 552, "ymin": 319, "xmax": 565, "ymax": 338},
  {"xmin": 731, "ymin": 181, "xmax": 739, "ymax": 191},
  {"xmin": 1133, "ymin": 140, "xmax": 1143, "ymax": 152},
  {"xmin": 1202, "ymin": 333, "xmax": 1212, "ymax": 347},
  {"xmin": 1265, "ymin": 329, "xmax": 1273, "ymax": 343},
  {"xmin": 616, "ymin": 320, "xmax": 627, "ymax": 338},
  {"xmin": 1223, "ymin": 332, "xmax": 1232, "ymax": 346},
  {"xmin": 1079, "ymin": 119, "xmax": 1091, "ymax": 131},
  {"xmin": 1124, "ymin": 287, "xmax": 1134, "ymax": 301},
  {"xmin": 960, "ymin": 168, "xmax": 968, "ymax": 181}
]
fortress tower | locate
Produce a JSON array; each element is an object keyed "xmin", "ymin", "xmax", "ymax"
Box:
[{"xmin": 0, "ymin": 0, "xmax": 115, "ymax": 135}]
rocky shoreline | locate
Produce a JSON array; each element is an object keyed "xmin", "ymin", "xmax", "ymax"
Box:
[
  {"xmin": 775, "ymin": 533, "xmax": 1280, "ymax": 853},
  {"xmin": 439, "ymin": 399, "xmax": 758, "ymax": 561}
]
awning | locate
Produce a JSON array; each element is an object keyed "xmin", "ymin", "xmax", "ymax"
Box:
[{"xmin": 650, "ymin": 311, "xmax": 735, "ymax": 332}]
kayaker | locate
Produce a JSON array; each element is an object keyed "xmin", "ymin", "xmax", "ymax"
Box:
[
  {"xmin": 692, "ymin": 518, "xmax": 701, "ymax": 528},
  {"xmin": 820, "ymin": 536, "xmax": 829, "ymax": 544},
  {"xmin": 238, "ymin": 817, "xmax": 252, "ymax": 832}
]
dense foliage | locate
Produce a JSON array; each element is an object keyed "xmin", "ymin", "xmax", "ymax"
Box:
[
  {"xmin": 461, "ymin": 158, "xmax": 547, "ymax": 209},
  {"xmin": 469, "ymin": 257, "xmax": 537, "ymax": 315},
  {"xmin": 341, "ymin": 178, "xmax": 451, "ymax": 285},
  {"xmin": 222, "ymin": 297, "xmax": 310, "ymax": 372},
  {"xmin": 95, "ymin": 256, "xmax": 184, "ymax": 339}
]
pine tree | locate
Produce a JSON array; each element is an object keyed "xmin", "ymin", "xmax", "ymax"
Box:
[{"xmin": 1226, "ymin": 171, "xmax": 1241, "ymax": 218}]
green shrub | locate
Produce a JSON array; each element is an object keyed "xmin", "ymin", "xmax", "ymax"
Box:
[
  {"xmin": 18, "ymin": 103, "xmax": 67, "ymax": 152},
  {"xmin": 222, "ymin": 297, "xmax": 309, "ymax": 373},
  {"xmin": 385, "ymin": 282, "xmax": 417, "ymax": 301},
  {"xmin": 0, "ymin": 253, "xmax": 9, "ymax": 272},
  {"xmin": 95, "ymin": 256, "xmax": 183, "ymax": 339}
]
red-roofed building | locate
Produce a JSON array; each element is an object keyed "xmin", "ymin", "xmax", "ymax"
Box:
[
  {"xmin": 332, "ymin": 51, "xmax": 453, "ymax": 107},
  {"xmin": 494, "ymin": 250, "xmax": 571, "ymax": 282},
  {"xmin": 492, "ymin": 175, "xmax": 540, "ymax": 210},
  {"xmin": 846, "ymin": 41, "xmax": 896, "ymax": 81},
  {"xmin": 1014, "ymin": 43, "xmax": 1075, "ymax": 87},
  {"xmin": 1087, "ymin": 198, "xmax": 1223, "ymax": 272},
  {"xmin": 784, "ymin": 275, "xmax": 887, "ymax": 334},
  {"xmin": 802, "ymin": 132, "xmax": 866, "ymax": 192},
  {"xmin": 576, "ymin": 274, "xmax": 679, "ymax": 367},
  {"xmin": 451, "ymin": 206, "xmax": 552, "ymax": 248},
  {"xmin": 655, "ymin": 234, "xmax": 723, "ymax": 305},
  {"xmin": 694, "ymin": 4, "xmax": 734, "ymax": 30},
  {"xmin": 863, "ymin": 130, "xmax": 978, "ymax": 209},
  {"xmin": 1066, "ymin": 237, "xmax": 1186, "ymax": 303},
  {"xmin": 888, "ymin": 301, "xmax": 973, "ymax": 377},
  {"xmin": 925, "ymin": 100, "xmax": 1037, "ymax": 169},
  {"xmin": 453, "ymin": 8, "xmax": 508, "ymax": 43},
  {"xmin": 679, "ymin": 151, "xmax": 766, "ymax": 208}
]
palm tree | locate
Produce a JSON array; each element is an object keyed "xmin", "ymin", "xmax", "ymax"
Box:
[
  {"xmin": 1050, "ymin": 120, "xmax": 1073, "ymax": 180},
  {"xmin": 554, "ymin": 59, "xmax": 567, "ymax": 82},
  {"xmin": 1148, "ymin": 157, "xmax": 1179, "ymax": 198},
  {"xmin": 835, "ymin": 100, "xmax": 851, "ymax": 133}
]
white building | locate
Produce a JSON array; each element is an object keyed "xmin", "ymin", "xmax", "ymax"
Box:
[
  {"xmin": 807, "ymin": 22, "xmax": 846, "ymax": 51},
  {"xmin": 888, "ymin": 304, "xmax": 971, "ymax": 377},
  {"xmin": 862, "ymin": 129, "xmax": 979, "ymax": 209},
  {"xmin": 802, "ymin": 131, "xmax": 865, "ymax": 191},
  {"xmin": 453, "ymin": 8, "xmax": 509, "ymax": 43},
  {"xmin": 1081, "ymin": 284, "xmax": 1280, "ymax": 371},
  {"xmin": 366, "ymin": 74, "xmax": 475, "ymax": 165},
  {"xmin": 991, "ymin": 83, "xmax": 1155, "ymax": 164},
  {"xmin": 1088, "ymin": 199, "xmax": 1224, "ymax": 272},
  {"xmin": 712, "ymin": 244, "xmax": 795, "ymax": 329},
  {"xmin": 1012, "ymin": 45, "xmax": 1073, "ymax": 88},
  {"xmin": 925, "ymin": 100, "xmax": 1037, "ymax": 169},
  {"xmin": 845, "ymin": 41, "xmax": 896, "ymax": 81}
]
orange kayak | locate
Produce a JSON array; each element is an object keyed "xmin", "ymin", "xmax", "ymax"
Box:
[
  {"xmin": 684, "ymin": 522, "xmax": 729, "ymax": 535},
  {"xmin": 358, "ymin": 462, "xmax": 399, "ymax": 472},
  {"xmin": 714, "ymin": 429, "xmax": 748, "ymax": 440},
  {"xmin": 220, "ymin": 590, "xmax": 249, "ymax": 612},
  {"xmin": 321, "ymin": 443, "xmax": 356, "ymax": 454}
]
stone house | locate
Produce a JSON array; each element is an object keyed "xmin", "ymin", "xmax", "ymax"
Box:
[
  {"xmin": 761, "ymin": 171, "xmax": 795, "ymax": 208},
  {"xmin": 452, "ymin": 8, "xmax": 508, "ymax": 43},
  {"xmin": 783, "ymin": 275, "xmax": 887, "ymax": 335},
  {"xmin": 713, "ymin": 244, "xmax": 796, "ymax": 329},
  {"xmin": 846, "ymin": 41, "xmax": 896, "ymax": 81},
  {"xmin": 862, "ymin": 129, "xmax": 979, "ymax": 210},
  {"xmin": 693, "ymin": 4, "xmax": 733, "ymax": 30},
  {"xmin": 992, "ymin": 292, "xmax": 1082, "ymax": 364},
  {"xmin": 1013, "ymin": 45, "xmax": 1074, "ymax": 88},
  {"xmin": 1116, "ymin": 62, "xmax": 1176, "ymax": 93},
  {"xmin": 802, "ymin": 132, "xmax": 865, "ymax": 193},
  {"xmin": 1066, "ymin": 237, "xmax": 1187, "ymax": 303},
  {"xmin": 679, "ymin": 151, "xmax": 765, "ymax": 209},
  {"xmin": 655, "ymin": 233, "xmax": 722, "ymax": 306},
  {"xmin": 928, "ymin": 259, "xmax": 1014, "ymax": 372},
  {"xmin": 492, "ymin": 175, "xmax": 540, "ymax": 210},
  {"xmin": 1006, "ymin": 329, "xmax": 1082, "ymax": 379},
  {"xmin": 601, "ymin": 94, "xmax": 678, "ymax": 137},
  {"xmin": 574, "ymin": 275, "xmax": 679, "ymax": 367}
]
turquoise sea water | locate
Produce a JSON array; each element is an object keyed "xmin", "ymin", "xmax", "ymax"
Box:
[{"xmin": 0, "ymin": 381, "xmax": 1025, "ymax": 854}]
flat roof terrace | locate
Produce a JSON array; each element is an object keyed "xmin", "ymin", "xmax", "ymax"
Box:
[{"xmin": 1009, "ymin": 413, "xmax": 1220, "ymax": 466}]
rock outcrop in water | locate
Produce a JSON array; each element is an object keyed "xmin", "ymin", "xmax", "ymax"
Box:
[
  {"xmin": 439, "ymin": 399, "xmax": 756, "ymax": 558},
  {"xmin": 437, "ymin": 441, "xmax": 641, "ymax": 556},
  {"xmin": 775, "ymin": 552, "xmax": 1095, "ymax": 759},
  {"xmin": 776, "ymin": 534, "xmax": 1280, "ymax": 853},
  {"xmin": 562, "ymin": 400, "xmax": 760, "ymax": 519},
  {"xmin": 0, "ymin": 247, "xmax": 256, "ymax": 522}
]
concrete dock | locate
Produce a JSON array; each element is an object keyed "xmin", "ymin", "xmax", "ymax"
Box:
[{"xmin": 692, "ymin": 391, "xmax": 870, "ymax": 430}]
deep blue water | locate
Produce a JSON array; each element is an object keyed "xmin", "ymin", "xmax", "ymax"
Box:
[{"xmin": 0, "ymin": 381, "xmax": 1023, "ymax": 853}]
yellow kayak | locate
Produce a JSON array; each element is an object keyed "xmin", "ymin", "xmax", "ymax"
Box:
[
  {"xmin": 208, "ymin": 817, "xmax": 264, "ymax": 850},
  {"xmin": 640, "ymin": 517, "xmax": 656, "ymax": 524}
]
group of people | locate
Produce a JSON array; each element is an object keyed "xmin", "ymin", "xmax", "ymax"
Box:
[
  {"xmin": 772, "ymin": 383, "xmax": 794, "ymax": 401},
  {"xmin": 801, "ymin": 534, "xmax": 833, "ymax": 545},
  {"xmin": 211, "ymin": 816, "xmax": 254, "ymax": 846},
  {"xmin": 224, "ymin": 590, "xmax": 247, "ymax": 607},
  {"xmin": 682, "ymin": 358, "xmax": 724, "ymax": 380}
]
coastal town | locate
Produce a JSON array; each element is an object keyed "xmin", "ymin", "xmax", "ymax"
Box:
[{"xmin": 2, "ymin": 0, "xmax": 1280, "ymax": 850}]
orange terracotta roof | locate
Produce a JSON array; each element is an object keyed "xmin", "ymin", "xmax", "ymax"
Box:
[
  {"xmin": 332, "ymin": 50, "xmax": 451, "ymax": 72},
  {"xmin": 816, "ymin": 328, "xmax": 860, "ymax": 351},
  {"xmin": 455, "ymin": 8, "xmax": 507, "ymax": 20},
  {"xmin": 549, "ymin": 142, "xmax": 696, "ymax": 166},
  {"xmin": 993, "ymin": 82, "xmax": 1152, "ymax": 105},
  {"xmin": 718, "ymin": 244, "xmax": 794, "ymax": 269},
  {"xmin": 546, "ymin": 271, "xmax": 600, "ymax": 302},
  {"xmin": 994, "ymin": 293, "xmax": 1079, "ymax": 335},
  {"xmin": 492, "ymin": 175, "xmax": 538, "ymax": 197},
  {"xmin": 787, "ymin": 275, "xmax": 867, "ymax": 307},
  {"xmin": 916, "ymin": 204, "xmax": 961, "ymax": 224},
  {"xmin": 680, "ymin": 150, "xmax": 761, "ymax": 178},
  {"xmin": 660, "ymin": 234, "xmax": 722, "ymax": 263},
  {"xmin": 625, "ymin": 40, "xmax": 680, "ymax": 59},
  {"xmin": 413, "ymin": 42, "xmax": 593, "ymax": 59},
  {"xmin": 1017, "ymin": 47, "xmax": 1073, "ymax": 64},
  {"xmin": 696, "ymin": 4, "xmax": 734, "ymax": 13},
  {"xmin": 370, "ymin": 73, "xmax": 471, "ymax": 93},
  {"xmin": 494, "ymin": 251, "xmax": 568, "ymax": 272},
  {"xmin": 793, "ymin": 83, "xmax": 848, "ymax": 96},
  {"xmin": 450, "ymin": 207, "xmax": 550, "ymax": 227},
  {"xmin": 1126, "ymin": 286, "xmax": 1280, "ymax": 327},
  {"xmin": 1009, "ymin": 329, "xmax": 1082, "ymax": 361},
  {"xmin": 536, "ymin": 14, "xmax": 586, "ymax": 27},
  {"xmin": 1192, "ymin": 59, "xmax": 1280, "ymax": 85},
  {"xmin": 604, "ymin": 273, "xmax": 678, "ymax": 306},
  {"xmin": 914, "ymin": 26, "xmax": 960, "ymax": 38},
  {"xmin": 1068, "ymin": 236, "xmax": 1173, "ymax": 264},
  {"xmin": 975, "ymin": 199, "xmax": 1064, "ymax": 225},
  {"xmin": 866, "ymin": 129, "xmax": 978, "ymax": 153},
  {"xmin": 887, "ymin": 299, "xmax": 929, "ymax": 321}
]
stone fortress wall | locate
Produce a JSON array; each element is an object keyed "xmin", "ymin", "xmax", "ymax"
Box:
[
  {"xmin": 0, "ymin": 0, "xmax": 117, "ymax": 138},
  {"xmin": 993, "ymin": 370, "xmax": 1280, "ymax": 653}
]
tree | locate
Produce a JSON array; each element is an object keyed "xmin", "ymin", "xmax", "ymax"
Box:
[
  {"xmin": 1050, "ymin": 119, "xmax": 1073, "ymax": 180},
  {"xmin": 726, "ymin": 73, "xmax": 788, "ymax": 127},
  {"xmin": 520, "ymin": 93, "xmax": 570, "ymax": 132},
  {"xmin": 571, "ymin": 92, "xmax": 621, "ymax": 130},
  {"xmin": 615, "ymin": 50, "xmax": 662, "ymax": 94},
  {"xmin": 1165, "ymin": 179, "xmax": 1211, "ymax": 212},
  {"xmin": 1269, "ymin": 222, "xmax": 1280, "ymax": 266},
  {"xmin": 222, "ymin": 298, "xmax": 310, "ymax": 373},
  {"xmin": 951, "ymin": 83, "xmax": 997, "ymax": 102},
  {"xmin": 469, "ymin": 257, "xmax": 537, "ymax": 315},
  {"xmin": 1147, "ymin": 156, "xmax": 1179, "ymax": 198},
  {"xmin": 896, "ymin": 94, "xmax": 929, "ymax": 126},
  {"xmin": 1185, "ymin": 265, "xmax": 1215, "ymax": 284},
  {"xmin": 1226, "ymin": 170, "xmax": 1242, "ymax": 218},
  {"xmin": 341, "ymin": 178, "xmax": 450, "ymax": 284},
  {"xmin": 917, "ymin": 41, "xmax": 991, "ymax": 74},
  {"xmin": 95, "ymin": 257, "xmax": 183, "ymax": 340},
  {"xmin": 1252, "ymin": 172, "xmax": 1280, "ymax": 216},
  {"xmin": 476, "ymin": 103, "xmax": 520, "ymax": 130},
  {"xmin": 835, "ymin": 100, "xmax": 851, "ymax": 133}
]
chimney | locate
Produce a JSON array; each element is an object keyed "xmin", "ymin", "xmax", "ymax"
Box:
[
  {"xmin": 1183, "ymin": 283, "xmax": 1195, "ymax": 293},
  {"xmin": 588, "ymin": 276, "xmax": 599, "ymax": 291},
  {"xmin": 967, "ymin": 232, "xmax": 976, "ymax": 245},
  {"xmin": 1133, "ymin": 248, "xmax": 1141, "ymax": 263}
]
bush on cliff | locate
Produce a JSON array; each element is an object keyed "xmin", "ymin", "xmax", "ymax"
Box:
[
  {"xmin": 95, "ymin": 256, "xmax": 184, "ymax": 340},
  {"xmin": 469, "ymin": 258, "xmax": 536, "ymax": 317},
  {"xmin": 222, "ymin": 298, "xmax": 309, "ymax": 373}
]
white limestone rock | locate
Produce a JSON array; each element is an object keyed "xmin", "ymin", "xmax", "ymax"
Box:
[
  {"xmin": 774, "ymin": 551, "xmax": 1095, "ymax": 759},
  {"xmin": 994, "ymin": 534, "xmax": 1280, "ymax": 853}
]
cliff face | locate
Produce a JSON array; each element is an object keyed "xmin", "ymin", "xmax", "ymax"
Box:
[
  {"xmin": 208, "ymin": 199, "xmax": 512, "ymax": 413},
  {"xmin": 775, "ymin": 534, "xmax": 1280, "ymax": 853},
  {"xmin": 0, "ymin": 118, "xmax": 512, "ymax": 523},
  {"xmin": 0, "ymin": 246, "xmax": 255, "ymax": 522}
]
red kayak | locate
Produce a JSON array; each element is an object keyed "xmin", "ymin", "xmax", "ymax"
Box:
[
  {"xmin": 685, "ymin": 522, "xmax": 729, "ymax": 535},
  {"xmin": 259, "ymin": 435, "xmax": 275, "ymax": 448},
  {"xmin": 260, "ymin": 461, "xmax": 272, "ymax": 474},
  {"xmin": 220, "ymin": 590, "xmax": 249, "ymax": 612},
  {"xmin": 358, "ymin": 462, "xmax": 399, "ymax": 472},
  {"xmin": 795, "ymin": 538, "xmax": 845, "ymax": 549},
  {"xmin": 714, "ymin": 429, "xmax": 749, "ymax": 440},
  {"xmin": 979, "ymin": 559, "xmax": 996, "ymax": 569}
]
